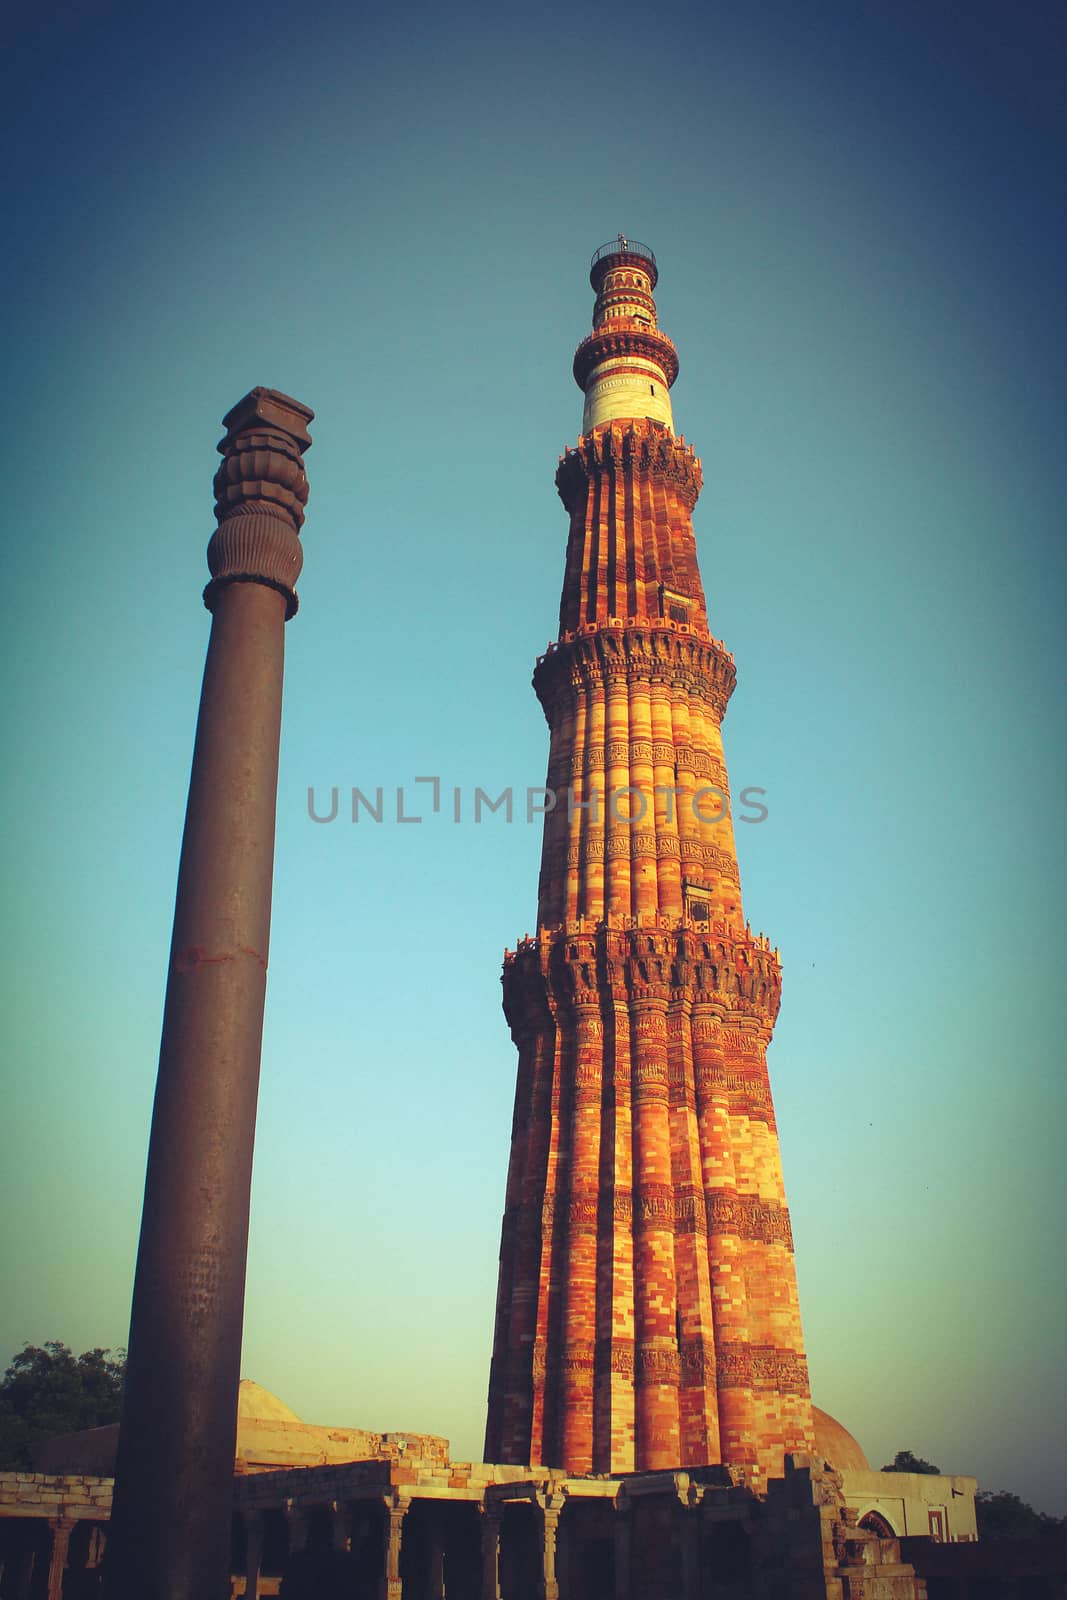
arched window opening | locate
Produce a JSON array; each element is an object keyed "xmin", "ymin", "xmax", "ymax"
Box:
[{"xmin": 859, "ymin": 1510, "xmax": 895, "ymax": 1539}]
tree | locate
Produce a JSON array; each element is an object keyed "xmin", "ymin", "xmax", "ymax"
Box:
[
  {"xmin": 976, "ymin": 1491, "xmax": 1067, "ymax": 1542},
  {"xmin": 0, "ymin": 1342, "xmax": 125, "ymax": 1468},
  {"xmin": 880, "ymin": 1449, "xmax": 941, "ymax": 1475}
]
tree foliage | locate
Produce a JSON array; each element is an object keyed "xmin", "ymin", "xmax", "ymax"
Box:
[
  {"xmin": 880, "ymin": 1448, "xmax": 942, "ymax": 1475},
  {"xmin": 976, "ymin": 1491, "xmax": 1067, "ymax": 1542},
  {"xmin": 0, "ymin": 1342, "xmax": 125, "ymax": 1468}
]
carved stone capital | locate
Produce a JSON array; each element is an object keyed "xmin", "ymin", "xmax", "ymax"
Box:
[{"xmin": 205, "ymin": 387, "xmax": 313, "ymax": 618}]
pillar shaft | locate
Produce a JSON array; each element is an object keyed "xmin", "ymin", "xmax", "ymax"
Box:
[
  {"xmin": 47, "ymin": 1521, "xmax": 73, "ymax": 1600},
  {"xmin": 381, "ymin": 1502, "xmax": 407, "ymax": 1600},
  {"xmin": 106, "ymin": 389, "xmax": 312, "ymax": 1600},
  {"xmin": 426, "ymin": 1506, "xmax": 444, "ymax": 1600},
  {"xmin": 479, "ymin": 1510, "xmax": 501, "ymax": 1600},
  {"xmin": 679, "ymin": 1504, "xmax": 701, "ymax": 1600},
  {"xmin": 612, "ymin": 1506, "xmax": 631, "ymax": 1600},
  {"xmin": 286, "ymin": 1507, "xmax": 309, "ymax": 1555},
  {"xmin": 244, "ymin": 1512, "xmax": 263, "ymax": 1600},
  {"xmin": 539, "ymin": 1504, "xmax": 561, "ymax": 1600},
  {"xmin": 13, "ymin": 1549, "xmax": 35, "ymax": 1600}
]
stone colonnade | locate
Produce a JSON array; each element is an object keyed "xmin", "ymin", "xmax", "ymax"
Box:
[
  {"xmin": 0, "ymin": 1496, "xmax": 109, "ymax": 1600},
  {"xmin": 232, "ymin": 1478, "xmax": 712, "ymax": 1600},
  {"xmin": 0, "ymin": 1457, "xmax": 927, "ymax": 1600},
  {"xmin": 229, "ymin": 1457, "xmax": 926, "ymax": 1600}
]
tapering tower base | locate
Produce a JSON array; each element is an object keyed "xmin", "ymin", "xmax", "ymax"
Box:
[{"xmin": 486, "ymin": 916, "xmax": 812, "ymax": 1481}]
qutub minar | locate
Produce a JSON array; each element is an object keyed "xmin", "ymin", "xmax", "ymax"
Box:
[{"xmin": 485, "ymin": 236, "xmax": 815, "ymax": 1482}]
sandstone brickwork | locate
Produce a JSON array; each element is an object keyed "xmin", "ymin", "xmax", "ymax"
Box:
[{"xmin": 485, "ymin": 242, "xmax": 816, "ymax": 1482}]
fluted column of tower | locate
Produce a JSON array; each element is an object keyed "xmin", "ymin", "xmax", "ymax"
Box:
[{"xmin": 485, "ymin": 241, "xmax": 815, "ymax": 1483}]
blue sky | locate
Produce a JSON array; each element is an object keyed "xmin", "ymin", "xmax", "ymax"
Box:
[{"xmin": 2, "ymin": 0, "xmax": 1064, "ymax": 1512}]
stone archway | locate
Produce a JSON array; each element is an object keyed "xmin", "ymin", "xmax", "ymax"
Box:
[{"xmin": 858, "ymin": 1509, "xmax": 896, "ymax": 1539}]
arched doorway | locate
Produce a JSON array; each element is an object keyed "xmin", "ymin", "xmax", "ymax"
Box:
[{"xmin": 859, "ymin": 1510, "xmax": 896, "ymax": 1539}]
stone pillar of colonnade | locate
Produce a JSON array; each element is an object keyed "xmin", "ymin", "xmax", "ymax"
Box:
[
  {"xmin": 537, "ymin": 1496, "xmax": 563, "ymax": 1600},
  {"xmin": 12, "ymin": 1546, "xmax": 36, "ymax": 1600},
  {"xmin": 486, "ymin": 241, "xmax": 816, "ymax": 1479},
  {"xmin": 425, "ymin": 1504, "xmax": 445, "ymax": 1600},
  {"xmin": 677, "ymin": 1488, "xmax": 702, "ymax": 1600},
  {"xmin": 380, "ymin": 1499, "xmax": 408, "ymax": 1600},
  {"xmin": 285, "ymin": 1502, "xmax": 309, "ymax": 1555},
  {"xmin": 46, "ymin": 1520, "xmax": 73, "ymax": 1600},
  {"xmin": 612, "ymin": 1499, "xmax": 632, "ymax": 1600},
  {"xmin": 479, "ymin": 1507, "xmax": 501, "ymax": 1600},
  {"xmin": 330, "ymin": 1500, "xmax": 350, "ymax": 1552},
  {"xmin": 243, "ymin": 1511, "xmax": 263, "ymax": 1600}
]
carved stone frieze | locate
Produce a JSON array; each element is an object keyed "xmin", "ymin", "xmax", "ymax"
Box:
[
  {"xmin": 715, "ymin": 1342, "xmax": 810, "ymax": 1396},
  {"xmin": 633, "ymin": 1184, "xmax": 675, "ymax": 1225},
  {"xmin": 634, "ymin": 1345, "xmax": 681, "ymax": 1384},
  {"xmin": 679, "ymin": 1337, "xmax": 715, "ymax": 1384},
  {"xmin": 564, "ymin": 1198, "xmax": 598, "ymax": 1236},
  {"xmin": 775, "ymin": 1351, "xmax": 811, "ymax": 1396},
  {"xmin": 632, "ymin": 1008, "xmax": 668, "ymax": 1038},
  {"xmin": 599, "ymin": 1339, "xmax": 635, "ymax": 1377},
  {"xmin": 715, "ymin": 1343, "xmax": 752, "ymax": 1387},
  {"xmin": 704, "ymin": 1189, "xmax": 794, "ymax": 1248}
]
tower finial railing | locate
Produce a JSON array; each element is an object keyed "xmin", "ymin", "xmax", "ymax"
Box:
[{"xmin": 590, "ymin": 235, "xmax": 656, "ymax": 271}]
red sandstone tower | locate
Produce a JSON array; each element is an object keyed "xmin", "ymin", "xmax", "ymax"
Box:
[{"xmin": 485, "ymin": 240, "xmax": 816, "ymax": 1484}]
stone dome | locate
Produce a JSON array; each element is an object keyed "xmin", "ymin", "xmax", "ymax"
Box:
[
  {"xmin": 811, "ymin": 1405, "xmax": 870, "ymax": 1472},
  {"xmin": 237, "ymin": 1380, "xmax": 302, "ymax": 1424}
]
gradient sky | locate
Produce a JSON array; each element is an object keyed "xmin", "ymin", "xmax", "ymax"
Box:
[{"xmin": 2, "ymin": 0, "xmax": 1064, "ymax": 1515}]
